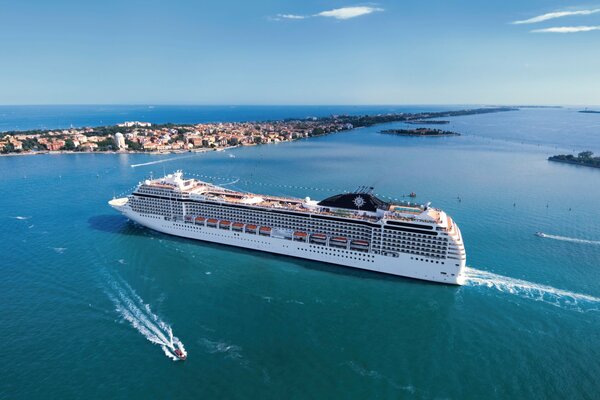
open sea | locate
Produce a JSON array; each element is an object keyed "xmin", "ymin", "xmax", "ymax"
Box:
[{"xmin": 2, "ymin": 106, "xmax": 600, "ymax": 399}]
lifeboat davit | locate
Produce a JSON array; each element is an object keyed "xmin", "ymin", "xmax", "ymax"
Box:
[{"xmin": 173, "ymin": 348, "xmax": 187, "ymax": 361}]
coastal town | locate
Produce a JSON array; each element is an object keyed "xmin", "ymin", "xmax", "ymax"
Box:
[
  {"xmin": 0, "ymin": 107, "xmax": 515, "ymax": 155},
  {"xmin": 0, "ymin": 119, "xmax": 353, "ymax": 154}
]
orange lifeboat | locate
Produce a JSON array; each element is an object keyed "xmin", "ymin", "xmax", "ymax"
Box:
[
  {"xmin": 219, "ymin": 220, "xmax": 231, "ymax": 229},
  {"xmin": 246, "ymin": 224, "xmax": 257, "ymax": 232},
  {"xmin": 310, "ymin": 233, "xmax": 327, "ymax": 243},
  {"xmin": 259, "ymin": 226, "xmax": 272, "ymax": 236},
  {"xmin": 293, "ymin": 231, "xmax": 308, "ymax": 241},
  {"xmin": 330, "ymin": 236, "xmax": 348, "ymax": 248},
  {"xmin": 194, "ymin": 216, "xmax": 205, "ymax": 222},
  {"xmin": 232, "ymin": 222, "xmax": 244, "ymax": 231},
  {"xmin": 207, "ymin": 218, "xmax": 218, "ymax": 227},
  {"xmin": 350, "ymin": 239, "xmax": 370, "ymax": 251},
  {"xmin": 331, "ymin": 236, "xmax": 347, "ymax": 242}
]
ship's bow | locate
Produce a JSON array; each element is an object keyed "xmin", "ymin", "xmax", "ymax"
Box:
[{"xmin": 108, "ymin": 197, "xmax": 129, "ymax": 213}]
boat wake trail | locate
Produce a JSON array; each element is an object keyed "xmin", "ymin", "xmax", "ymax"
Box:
[
  {"xmin": 130, "ymin": 153, "xmax": 202, "ymax": 168},
  {"xmin": 105, "ymin": 275, "xmax": 186, "ymax": 360},
  {"xmin": 464, "ymin": 267, "xmax": 600, "ymax": 312},
  {"xmin": 537, "ymin": 233, "xmax": 600, "ymax": 246}
]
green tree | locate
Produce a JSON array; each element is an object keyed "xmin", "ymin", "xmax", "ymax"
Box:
[
  {"xmin": 62, "ymin": 139, "xmax": 77, "ymax": 151},
  {"xmin": 126, "ymin": 139, "xmax": 142, "ymax": 151},
  {"xmin": 1, "ymin": 142, "xmax": 15, "ymax": 154}
]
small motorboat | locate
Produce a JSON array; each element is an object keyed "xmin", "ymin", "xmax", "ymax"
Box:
[
  {"xmin": 173, "ymin": 348, "xmax": 187, "ymax": 360},
  {"xmin": 534, "ymin": 232, "xmax": 546, "ymax": 238}
]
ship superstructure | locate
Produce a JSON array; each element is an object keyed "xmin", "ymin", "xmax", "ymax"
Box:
[{"xmin": 109, "ymin": 171, "xmax": 466, "ymax": 284}]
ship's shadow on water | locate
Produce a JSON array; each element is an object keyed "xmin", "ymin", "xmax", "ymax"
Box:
[
  {"xmin": 88, "ymin": 214, "xmax": 445, "ymax": 287},
  {"xmin": 88, "ymin": 214, "xmax": 149, "ymax": 236}
]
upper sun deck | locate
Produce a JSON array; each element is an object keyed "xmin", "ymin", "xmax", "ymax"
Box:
[{"xmin": 136, "ymin": 171, "xmax": 447, "ymax": 227}]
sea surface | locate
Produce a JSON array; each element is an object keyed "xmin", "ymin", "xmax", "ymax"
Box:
[{"xmin": 2, "ymin": 106, "xmax": 600, "ymax": 399}]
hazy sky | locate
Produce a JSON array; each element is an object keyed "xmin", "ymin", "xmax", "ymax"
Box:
[{"xmin": 1, "ymin": 0, "xmax": 599, "ymax": 105}]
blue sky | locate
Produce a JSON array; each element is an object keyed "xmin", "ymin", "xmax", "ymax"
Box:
[{"xmin": 1, "ymin": 0, "xmax": 599, "ymax": 105}]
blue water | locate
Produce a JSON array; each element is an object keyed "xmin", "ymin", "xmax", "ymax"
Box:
[
  {"xmin": 0, "ymin": 104, "xmax": 467, "ymax": 132},
  {"xmin": 2, "ymin": 107, "xmax": 600, "ymax": 399}
]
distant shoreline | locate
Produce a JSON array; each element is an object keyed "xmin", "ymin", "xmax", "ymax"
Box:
[
  {"xmin": 1, "ymin": 106, "xmax": 515, "ymax": 156},
  {"xmin": 548, "ymin": 158, "xmax": 600, "ymax": 169},
  {"xmin": 548, "ymin": 152, "xmax": 600, "ymax": 169}
]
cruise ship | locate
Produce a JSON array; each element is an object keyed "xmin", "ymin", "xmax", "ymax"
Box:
[{"xmin": 109, "ymin": 171, "xmax": 466, "ymax": 284}]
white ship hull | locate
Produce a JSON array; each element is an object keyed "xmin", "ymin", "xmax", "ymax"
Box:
[{"xmin": 110, "ymin": 200, "xmax": 465, "ymax": 285}]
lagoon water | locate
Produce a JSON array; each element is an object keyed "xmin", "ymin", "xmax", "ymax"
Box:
[{"xmin": 2, "ymin": 106, "xmax": 600, "ymax": 399}]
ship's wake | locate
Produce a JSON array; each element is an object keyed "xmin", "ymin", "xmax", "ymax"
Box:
[
  {"xmin": 537, "ymin": 233, "xmax": 600, "ymax": 246},
  {"xmin": 130, "ymin": 154, "xmax": 201, "ymax": 168},
  {"xmin": 106, "ymin": 275, "xmax": 186, "ymax": 360},
  {"xmin": 464, "ymin": 267, "xmax": 600, "ymax": 312}
]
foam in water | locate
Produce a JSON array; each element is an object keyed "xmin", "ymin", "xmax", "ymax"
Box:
[
  {"xmin": 11, "ymin": 216, "xmax": 30, "ymax": 220},
  {"xmin": 220, "ymin": 178, "xmax": 240, "ymax": 187},
  {"xmin": 344, "ymin": 361, "xmax": 416, "ymax": 393},
  {"xmin": 464, "ymin": 267, "xmax": 600, "ymax": 312},
  {"xmin": 106, "ymin": 275, "xmax": 186, "ymax": 361},
  {"xmin": 199, "ymin": 338, "xmax": 243, "ymax": 362},
  {"xmin": 537, "ymin": 232, "xmax": 600, "ymax": 246}
]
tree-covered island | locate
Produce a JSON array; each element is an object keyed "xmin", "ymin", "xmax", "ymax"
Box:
[
  {"xmin": 405, "ymin": 120, "xmax": 450, "ymax": 125},
  {"xmin": 548, "ymin": 151, "xmax": 600, "ymax": 169},
  {"xmin": 380, "ymin": 128, "xmax": 460, "ymax": 137}
]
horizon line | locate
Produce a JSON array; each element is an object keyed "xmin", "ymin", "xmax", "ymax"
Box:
[{"xmin": 0, "ymin": 103, "xmax": 594, "ymax": 107}]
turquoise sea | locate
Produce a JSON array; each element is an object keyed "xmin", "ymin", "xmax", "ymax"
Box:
[{"xmin": 2, "ymin": 106, "xmax": 600, "ymax": 399}]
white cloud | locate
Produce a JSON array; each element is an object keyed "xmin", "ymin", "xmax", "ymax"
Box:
[
  {"xmin": 315, "ymin": 6, "xmax": 384, "ymax": 20},
  {"xmin": 277, "ymin": 14, "xmax": 306, "ymax": 20},
  {"xmin": 272, "ymin": 6, "xmax": 383, "ymax": 22},
  {"xmin": 532, "ymin": 25, "xmax": 600, "ymax": 33},
  {"xmin": 513, "ymin": 8, "xmax": 600, "ymax": 24}
]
